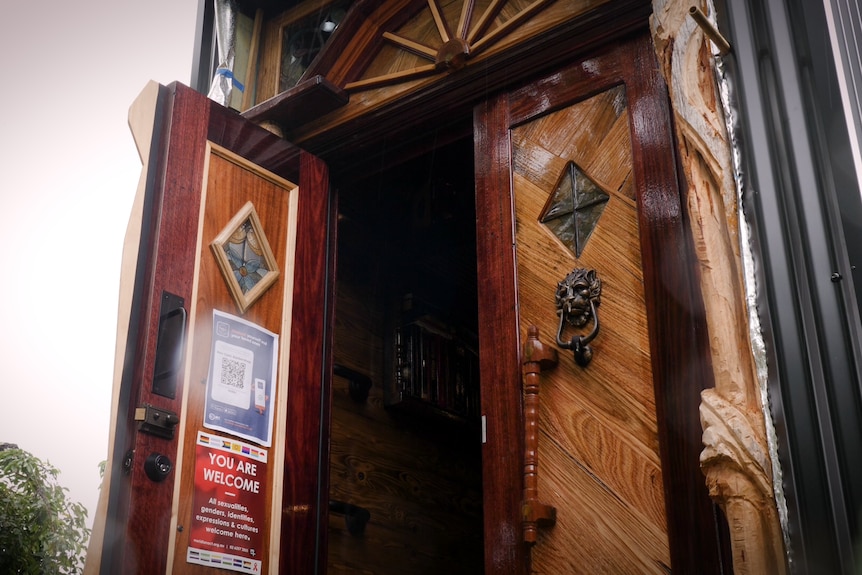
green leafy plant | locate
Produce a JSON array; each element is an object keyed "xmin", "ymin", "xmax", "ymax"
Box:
[{"xmin": 0, "ymin": 444, "xmax": 90, "ymax": 574}]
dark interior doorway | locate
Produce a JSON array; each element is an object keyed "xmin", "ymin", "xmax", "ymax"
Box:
[{"xmin": 327, "ymin": 134, "xmax": 485, "ymax": 574}]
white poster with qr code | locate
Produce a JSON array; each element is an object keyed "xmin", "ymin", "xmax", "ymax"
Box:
[
  {"xmin": 204, "ymin": 309, "xmax": 278, "ymax": 447},
  {"xmin": 212, "ymin": 341, "xmax": 253, "ymax": 409}
]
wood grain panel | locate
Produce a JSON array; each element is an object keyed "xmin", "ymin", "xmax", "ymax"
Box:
[
  {"xmin": 506, "ymin": 42, "xmax": 624, "ymax": 126},
  {"xmin": 287, "ymin": 0, "xmax": 632, "ymax": 152},
  {"xmin": 320, "ymin": 0, "xmax": 426, "ymax": 86},
  {"xmin": 474, "ymin": 93, "xmax": 529, "ymax": 574},
  {"xmin": 396, "ymin": 1, "xmax": 442, "ymax": 45},
  {"xmin": 257, "ymin": 15, "xmax": 282, "ymax": 103},
  {"xmin": 541, "ymin": 406, "xmax": 666, "ymax": 529},
  {"xmin": 621, "ymin": 33, "xmax": 722, "ymax": 573},
  {"xmin": 324, "ymin": 185, "xmax": 484, "ymax": 574},
  {"xmin": 103, "ymin": 83, "xmax": 209, "ymax": 575},
  {"xmin": 537, "ymin": 431, "xmax": 670, "ymax": 574},
  {"xmin": 362, "ymin": 43, "xmax": 427, "ymax": 81},
  {"xmin": 171, "ymin": 145, "xmax": 294, "ymax": 574},
  {"xmin": 473, "ymin": 31, "xmax": 725, "ymax": 574},
  {"xmin": 101, "ymin": 83, "xmax": 335, "ymax": 575},
  {"xmin": 511, "ymin": 83, "xmax": 670, "ymax": 573},
  {"xmin": 505, "ymin": 31, "xmax": 725, "ymax": 573},
  {"xmin": 329, "ymin": 407, "xmax": 482, "ymax": 533},
  {"xmin": 98, "ymin": 82, "xmax": 331, "ymax": 575},
  {"xmin": 280, "ymin": 149, "xmax": 334, "ymax": 575}
]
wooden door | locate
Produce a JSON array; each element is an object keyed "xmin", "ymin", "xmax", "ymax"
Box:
[
  {"xmin": 97, "ymin": 82, "xmax": 335, "ymax": 574},
  {"xmin": 475, "ymin": 32, "xmax": 726, "ymax": 573}
]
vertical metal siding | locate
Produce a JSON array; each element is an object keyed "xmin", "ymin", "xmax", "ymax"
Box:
[{"xmin": 718, "ymin": 0, "xmax": 862, "ymax": 572}]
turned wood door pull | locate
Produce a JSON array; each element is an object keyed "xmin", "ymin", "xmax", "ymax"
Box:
[{"xmin": 522, "ymin": 325, "xmax": 558, "ymax": 544}]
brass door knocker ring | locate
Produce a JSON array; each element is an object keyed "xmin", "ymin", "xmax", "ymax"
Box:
[{"xmin": 554, "ymin": 268, "xmax": 601, "ymax": 367}]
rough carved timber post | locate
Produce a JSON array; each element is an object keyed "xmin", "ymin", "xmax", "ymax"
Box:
[
  {"xmin": 522, "ymin": 325, "xmax": 557, "ymax": 544},
  {"xmin": 650, "ymin": 1, "xmax": 787, "ymax": 572}
]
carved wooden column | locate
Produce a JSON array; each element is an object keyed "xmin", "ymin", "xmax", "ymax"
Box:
[
  {"xmin": 701, "ymin": 388, "xmax": 786, "ymax": 573},
  {"xmin": 650, "ymin": 1, "xmax": 787, "ymax": 573}
]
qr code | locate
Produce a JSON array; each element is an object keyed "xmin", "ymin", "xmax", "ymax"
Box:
[{"xmin": 220, "ymin": 356, "xmax": 247, "ymax": 389}]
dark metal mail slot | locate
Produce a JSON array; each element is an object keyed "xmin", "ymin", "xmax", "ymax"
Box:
[{"xmin": 152, "ymin": 291, "xmax": 186, "ymax": 399}]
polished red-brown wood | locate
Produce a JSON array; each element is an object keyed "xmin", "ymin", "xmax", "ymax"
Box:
[
  {"xmin": 102, "ymin": 83, "xmax": 210, "ymax": 575},
  {"xmin": 475, "ymin": 31, "xmax": 728, "ymax": 574},
  {"xmin": 278, "ymin": 148, "xmax": 335, "ymax": 575},
  {"xmin": 621, "ymin": 33, "xmax": 726, "ymax": 573},
  {"xmin": 474, "ymin": 91, "xmax": 528, "ymax": 574},
  {"xmin": 286, "ymin": 0, "xmax": 651, "ymax": 164},
  {"xmin": 521, "ymin": 326, "xmax": 558, "ymax": 545},
  {"xmin": 103, "ymin": 82, "xmax": 334, "ymax": 574},
  {"xmin": 242, "ymin": 75, "xmax": 348, "ymax": 132},
  {"xmin": 314, "ymin": 0, "xmax": 426, "ymax": 86}
]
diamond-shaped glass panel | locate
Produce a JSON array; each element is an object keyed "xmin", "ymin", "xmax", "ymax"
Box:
[{"xmin": 540, "ymin": 161, "xmax": 610, "ymax": 258}]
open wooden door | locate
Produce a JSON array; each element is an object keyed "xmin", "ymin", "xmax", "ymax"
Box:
[
  {"xmin": 94, "ymin": 82, "xmax": 335, "ymax": 574},
  {"xmin": 475, "ymin": 31, "xmax": 727, "ymax": 573}
]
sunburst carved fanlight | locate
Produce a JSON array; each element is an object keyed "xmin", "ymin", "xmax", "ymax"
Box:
[
  {"xmin": 540, "ymin": 160, "xmax": 610, "ymax": 258},
  {"xmin": 344, "ymin": 0, "xmax": 557, "ymax": 91}
]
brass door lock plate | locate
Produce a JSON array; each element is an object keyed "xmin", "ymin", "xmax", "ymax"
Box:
[{"xmin": 134, "ymin": 404, "xmax": 179, "ymax": 440}]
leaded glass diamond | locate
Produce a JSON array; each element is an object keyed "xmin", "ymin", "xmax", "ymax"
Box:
[{"xmin": 540, "ymin": 161, "xmax": 610, "ymax": 258}]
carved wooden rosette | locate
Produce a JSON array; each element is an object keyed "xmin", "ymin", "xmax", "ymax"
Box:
[{"xmin": 650, "ymin": 1, "xmax": 787, "ymax": 573}]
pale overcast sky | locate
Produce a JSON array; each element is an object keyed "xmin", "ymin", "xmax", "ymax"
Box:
[{"xmin": 0, "ymin": 2, "xmax": 200, "ymax": 529}]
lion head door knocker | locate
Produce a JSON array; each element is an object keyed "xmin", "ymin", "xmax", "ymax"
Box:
[{"xmin": 555, "ymin": 268, "xmax": 602, "ymax": 367}]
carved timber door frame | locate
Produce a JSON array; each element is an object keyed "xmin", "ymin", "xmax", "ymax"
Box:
[{"xmin": 473, "ymin": 31, "xmax": 730, "ymax": 574}]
